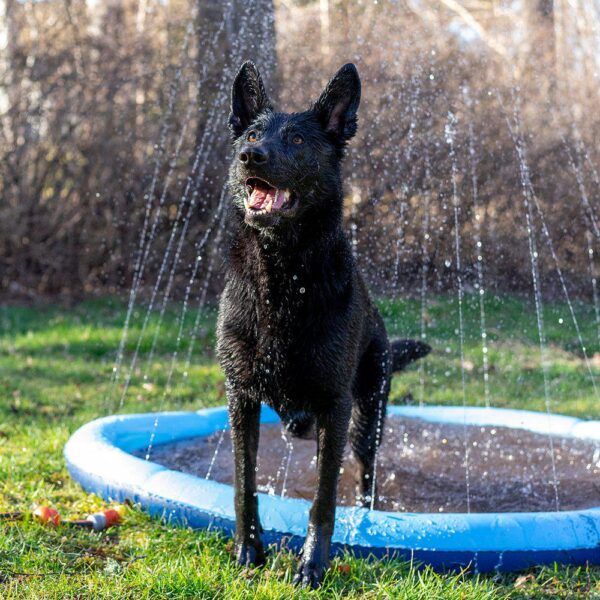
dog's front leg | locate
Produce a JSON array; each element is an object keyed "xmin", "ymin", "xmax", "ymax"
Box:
[
  {"xmin": 229, "ymin": 392, "xmax": 265, "ymax": 567},
  {"xmin": 294, "ymin": 399, "xmax": 351, "ymax": 589}
]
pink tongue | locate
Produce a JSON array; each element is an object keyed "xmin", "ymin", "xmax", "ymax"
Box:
[
  {"xmin": 248, "ymin": 187, "xmax": 276, "ymax": 209},
  {"xmin": 273, "ymin": 189, "xmax": 286, "ymax": 210}
]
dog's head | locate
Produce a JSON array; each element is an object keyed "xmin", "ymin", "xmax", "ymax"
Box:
[{"xmin": 228, "ymin": 61, "xmax": 361, "ymax": 232}]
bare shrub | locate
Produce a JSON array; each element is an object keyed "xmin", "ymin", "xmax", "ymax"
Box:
[{"xmin": 0, "ymin": 0, "xmax": 598, "ymax": 301}]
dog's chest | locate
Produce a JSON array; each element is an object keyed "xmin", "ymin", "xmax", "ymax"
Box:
[
  {"xmin": 219, "ymin": 235, "xmax": 355, "ymax": 408},
  {"xmin": 221, "ymin": 271, "xmax": 339, "ymax": 407},
  {"xmin": 253, "ymin": 275, "xmax": 316, "ymax": 376}
]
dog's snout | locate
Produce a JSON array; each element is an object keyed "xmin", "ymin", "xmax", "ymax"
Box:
[{"xmin": 239, "ymin": 146, "xmax": 268, "ymax": 166}]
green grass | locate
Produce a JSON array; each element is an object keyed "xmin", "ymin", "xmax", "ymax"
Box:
[{"xmin": 0, "ymin": 294, "xmax": 599, "ymax": 599}]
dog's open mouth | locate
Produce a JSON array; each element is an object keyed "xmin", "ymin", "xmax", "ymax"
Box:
[{"xmin": 245, "ymin": 178, "xmax": 294, "ymax": 215}]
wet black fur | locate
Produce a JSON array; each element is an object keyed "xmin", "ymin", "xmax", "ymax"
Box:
[{"xmin": 216, "ymin": 61, "xmax": 431, "ymax": 588}]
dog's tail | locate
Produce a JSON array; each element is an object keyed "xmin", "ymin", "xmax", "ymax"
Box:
[{"xmin": 391, "ymin": 339, "xmax": 431, "ymax": 372}]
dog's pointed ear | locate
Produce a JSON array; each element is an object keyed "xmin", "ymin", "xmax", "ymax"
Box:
[
  {"xmin": 312, "ymin": 63, "xmax": 361, "ymax": 145},
  {"xmin": 229, "ymin": 61, "xmax": 272, "ymax": 138}
]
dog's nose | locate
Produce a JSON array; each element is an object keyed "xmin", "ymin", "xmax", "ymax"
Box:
[{"xmin": 238, "ymin": 146, "xmax": 268, "ymax": 165}]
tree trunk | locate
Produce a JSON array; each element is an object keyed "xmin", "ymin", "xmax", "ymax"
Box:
[
  {"xmin": 193, "ymin": 1, "xmax": 278, "ymax": 205},
  {"xmin": 525, "ymin": 0, "xmax": 556, "ymax": 98}
]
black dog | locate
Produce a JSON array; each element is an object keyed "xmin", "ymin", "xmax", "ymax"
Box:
[{"xmin": 216, "ymin": 61, "xmax": 430, "ymax": 588}]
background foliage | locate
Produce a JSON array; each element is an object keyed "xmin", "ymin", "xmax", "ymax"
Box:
[{"xmin": 1, "ymin": 0, "xmax": 599, "ymax": 303}]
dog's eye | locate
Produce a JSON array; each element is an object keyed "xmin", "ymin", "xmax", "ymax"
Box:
[
  {"xmin": 292, "ymin": 134, "xmax": 304, "ymax": 145},
  {"xmin": 247, "ymin": 131, "xmax": 258, "ymax": 143}
]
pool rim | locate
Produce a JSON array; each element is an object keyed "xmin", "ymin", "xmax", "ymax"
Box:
[{"xmin": 64, "ymin": 405, "xmax": 600, "ymax": 572}]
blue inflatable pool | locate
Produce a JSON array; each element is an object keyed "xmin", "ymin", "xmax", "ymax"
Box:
[{"xmin": 64, "ymin": 405, "xmax": 600, "ymax": 572}]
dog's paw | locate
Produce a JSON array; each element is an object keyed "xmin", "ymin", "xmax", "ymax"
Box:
[
  {"xmin": 293, "ymin": 558, "xmax": 326, "ymax": 589},
  {"xmin": 235, "ymin": 541, "xmax": 266, "ymax": 568}
]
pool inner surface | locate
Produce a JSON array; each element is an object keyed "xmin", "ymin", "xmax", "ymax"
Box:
[{"xmin": 140, "ymin": 416, "xmax": 600, "ymax": 513}]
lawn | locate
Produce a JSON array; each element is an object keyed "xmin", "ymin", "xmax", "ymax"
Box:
[{"xmin": 0, "ymin": 294, "xmax": 599, "ymax": 599}]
